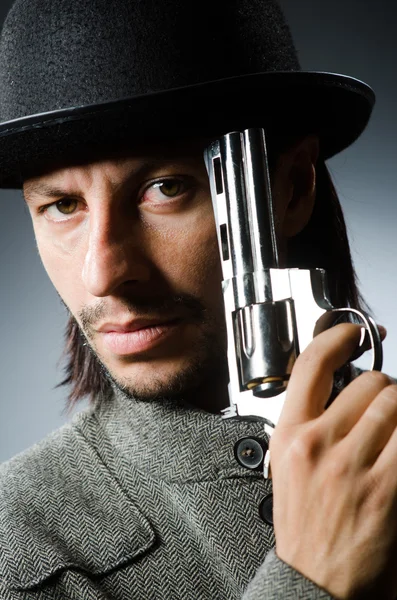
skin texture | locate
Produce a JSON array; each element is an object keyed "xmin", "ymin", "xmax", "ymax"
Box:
[{"xmin": 23, "ymin": 135, "xmax": 319, "ymax": 413}]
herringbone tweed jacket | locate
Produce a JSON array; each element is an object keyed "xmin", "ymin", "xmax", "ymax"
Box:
[{"xmin": 0, "ymin": 387, "xmax": 334, "ymax": 599}]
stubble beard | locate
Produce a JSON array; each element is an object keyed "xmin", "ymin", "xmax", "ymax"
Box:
[{"xmin": 74, "ymin": 297, "xmax": 229, "ymax": 407}]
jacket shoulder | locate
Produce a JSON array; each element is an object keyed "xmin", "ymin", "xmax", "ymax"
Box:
[{"xmin": 0, "ymin": 411, "xmax": 155, "ymax": 593}]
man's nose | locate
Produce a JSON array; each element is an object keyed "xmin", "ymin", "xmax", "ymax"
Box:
[{"xmin": 81, "ymin": 210, "xmax": 151, "ymax": 297}]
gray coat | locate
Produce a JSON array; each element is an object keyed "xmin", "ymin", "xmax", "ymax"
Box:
[{"xmin": 0, "ymin": 387, "xmax": 334, "ymax": 599}]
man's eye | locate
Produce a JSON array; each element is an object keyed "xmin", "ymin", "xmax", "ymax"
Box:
[
  {"xmin": 39, "ymin": 178, "xmax": 189, "ymax": 220},
  {"xmin": 41, "ymin": 198, "xmax": 80, "ymax": 219},
  {"xmin": 142, "ymin": 179, "xmax": 186, "ymax": 203}
]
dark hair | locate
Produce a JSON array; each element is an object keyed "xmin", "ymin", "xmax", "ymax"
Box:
[
  {"xmin": 287, "ymin": 159, "xmax": 369, "ymax": 313},
  {"xmin": 55, "ymin": 155, "xmax": 371, "ymax": 416}
]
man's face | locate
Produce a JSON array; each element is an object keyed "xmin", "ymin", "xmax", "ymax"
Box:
[
  {"xmin": 23, "ymin": 143, "xmax": 230, "ymax": 407},
  {"xmin": 23, "ymin": 136, "xmax": 315, "ymax": 410}
]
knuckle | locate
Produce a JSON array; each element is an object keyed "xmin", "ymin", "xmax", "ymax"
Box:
[
  {"xmin": 359, "ymin": 370, "xmax": 393, "ymax": 389},
  {"xmin": 379, "ymin": 384, "xmax": 397, "ymax": 405},
  {"xmin": 364, "ymin": 386, "xmax": 397, "ymax": 426},
  {"xmin": 324, "ymin": 452, "xmax": 351, "ymax": 481},
  {"xmin": 365, "ymin": 403, "xmax": 391, "ymax": 425},
  {"xmin": 287, "ymin": 425, "xmax": 324, "ymax": 464}
]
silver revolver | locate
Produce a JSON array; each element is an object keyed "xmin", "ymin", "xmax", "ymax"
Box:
[{"xmin": 204, "ymin": 128, "xmax": 383, "ymax": 435}]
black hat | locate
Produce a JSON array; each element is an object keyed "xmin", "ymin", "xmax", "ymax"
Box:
[{"xmin": 0, "ymin": 0, "xmax": 375, "ymax": 189}]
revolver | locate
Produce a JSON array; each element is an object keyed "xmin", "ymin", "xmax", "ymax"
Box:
[{"xmin": 204, "ymin": 128, "xmax": 383, "ymax": 435}]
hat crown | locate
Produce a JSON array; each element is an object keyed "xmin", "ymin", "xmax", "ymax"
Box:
[{"xmin": 0, "ymin": 0, "xmax": 300, "ymax": 122}]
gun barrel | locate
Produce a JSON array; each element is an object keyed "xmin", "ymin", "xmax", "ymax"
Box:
[
  {"xmin": 218, "ymin": 129, "xmax": 279, "ymax": 280},
  {"xmin": 211, "ymin": 129, "xmax": 279, "ymax": 306},
  {"xmin": 219, "ymin": 132, "xmax": 254, "ymax": 278},
  {"xmin": 243, "ymin": 128, "xmax": 279, "ymax": 271}
]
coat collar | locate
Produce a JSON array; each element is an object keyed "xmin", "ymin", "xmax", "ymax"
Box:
[{"xmin": 83, "ymin": 384, "xmax": 269, "ymax": 484}]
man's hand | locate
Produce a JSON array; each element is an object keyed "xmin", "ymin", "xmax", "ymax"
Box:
[{"xmin": 270, "ymin": 323, "xmax": 397, "ymax": 599}]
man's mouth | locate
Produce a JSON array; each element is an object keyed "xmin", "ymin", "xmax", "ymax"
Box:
[{"xmin": 98, "ymin": 318, "xmax": 183, "ymax": 356}]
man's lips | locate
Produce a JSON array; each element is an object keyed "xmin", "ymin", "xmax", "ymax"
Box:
[
  {"xmin": 97, "ymin": 318, "xmax": 180, "ymax": 334},
  {"xmin": 98, "ymin": 318, "xmax": 182, "ymax": 355}
]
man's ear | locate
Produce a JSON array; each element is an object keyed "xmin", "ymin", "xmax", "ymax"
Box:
[{"xmin": 273, "ymin": 135, "xmax": 319, "ymax": 239}]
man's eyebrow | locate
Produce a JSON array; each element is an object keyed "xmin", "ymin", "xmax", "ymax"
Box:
[
  {"xmin": 23, "ymin": 182, "xmax": 76, "ymax": 204},
  {"xmin": 22, "ymin": 158, "xmax": 194, "ymax": 205}
]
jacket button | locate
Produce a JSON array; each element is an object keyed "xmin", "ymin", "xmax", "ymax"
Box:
[
  {"xmin": 234, "ymin": 437, "xmax": 267, "ymax": 470},
  {"xmin": 259, "ymin": 493, "xmax": 273, "ymax": 526}
]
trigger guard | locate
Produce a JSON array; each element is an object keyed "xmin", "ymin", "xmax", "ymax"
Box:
[
  {"xmin": 348, "ymin": 327, "xmax": 370, "ymax": 362},
  {"xmin": 314, "ymin": 308, "xmax": 383, "ymax": 372}
]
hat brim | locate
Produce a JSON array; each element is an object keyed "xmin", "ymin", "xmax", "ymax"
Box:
[{"xmin": 0, "ymin": 71, "xmax": 375, "ymax": 189}]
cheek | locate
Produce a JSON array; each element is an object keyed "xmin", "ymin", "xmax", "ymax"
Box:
[
  {"xmin": 33, "ymin": 230, "xmax": 84, "ymax": 308},
  {"xmin": 146, "ymin": 205, "xmax": 223, "ymax": 300}
]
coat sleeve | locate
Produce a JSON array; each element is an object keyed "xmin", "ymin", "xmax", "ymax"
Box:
[{"xmin": 242, "ymin": 549, "xmax": 335, "ymax": 600}]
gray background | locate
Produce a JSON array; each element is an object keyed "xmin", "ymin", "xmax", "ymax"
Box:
[{"xmin": 1, "ymin": 0, "xmax": 396, "ymax": 462}]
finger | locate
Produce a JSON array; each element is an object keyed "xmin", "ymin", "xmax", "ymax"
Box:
[
  {"xmin": 372, "ymin": 393, "xmax": 397, "ymax": 483},
  {"xmin": 321, "ymin": 371, "xmax": 393, "ymax": 443},
  {"xmin": 336, "ymin": 382, "xmax": 397, "ymax": 468},
  {"xmin": 278, "ymin": 323, "xmax": 364, "ymax": 427}
]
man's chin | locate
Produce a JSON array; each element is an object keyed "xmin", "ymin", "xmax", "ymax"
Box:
[
  {"xmin": 97, "ymin": 352, "xmax": 229, "ymax": 408},
  {"xmin": 82, "ymin": 320, "xmax": 229, "ymax": 410},
  {"xmin": 105, "ymin": 362, "xmax": 210, "ymax": 401}
]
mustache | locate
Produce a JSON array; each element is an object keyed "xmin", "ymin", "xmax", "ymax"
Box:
[{"xmin": 58, "ymin": 293, "xmax": 207, "ymax": 335}]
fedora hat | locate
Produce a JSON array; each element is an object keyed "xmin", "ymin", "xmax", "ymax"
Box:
[{"xmin": 0, "ymin": 0, "xmax": 375, "ymax": 189}]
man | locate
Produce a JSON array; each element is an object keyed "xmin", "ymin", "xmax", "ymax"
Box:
[{"xmin": 0, "ymin": 0, "xmax": 396, "ymax": 598}]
